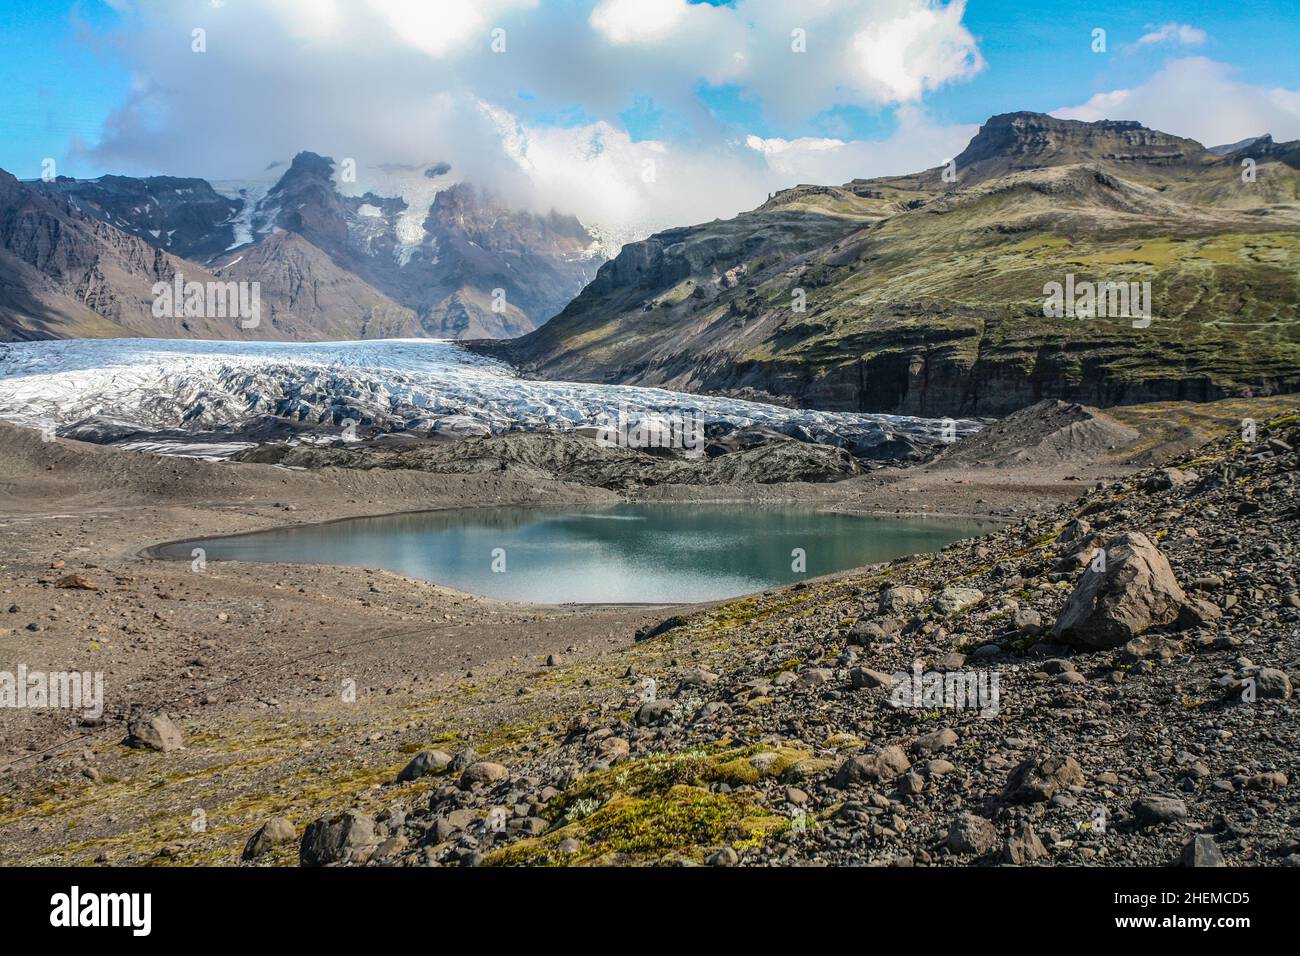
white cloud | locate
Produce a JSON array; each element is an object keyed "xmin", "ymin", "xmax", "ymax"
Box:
[
  {"xmin": 1134, "ymin": 23, "xmax": 1207, "ymax": 48},
  {"xmin": 589, "ymin": 0, "xmax": 696, "ymax": 45},
  {"xmin": 368, "ymin": 0, "xmax": 539, "ymax": 57},
  {"xmin": 746, "ymin": 107, "xmax": 977, "ymax": 184},
  {"xmin": 850, "ymin": 1, "xmax": 984, "ymax": 102},
  {"xmin": 72, "ymin": 0, "xmax": 985, "ymax": 231},
  {"xmin": 1054, "ymin": 57, "xmax": 1300, "ymax": 147}
]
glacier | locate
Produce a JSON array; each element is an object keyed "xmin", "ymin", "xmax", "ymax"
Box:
[{"xmin": 0, "ymin": 338, "xmax": 980, "ymax": 458}]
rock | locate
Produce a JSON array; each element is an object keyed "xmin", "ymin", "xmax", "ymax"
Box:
[
  {"xmin": 124, "ymin": 709, "xmax": 183, "ymax": 752},
  {"xmin": 459, "ymin": 762, "xmax": 509, "ymax": 789},
  {"xmin": 947, "ymin": 812, "xmax": 998, "ymax": 856},
  {"xmin": 911, "ymin": 728, "xmax": 958, "ymax": 755},
  {"xmin": 1051, "ymin": 532, "xmax": 1187, "ymax": 649},
  {"xmin": 705, "ymin": 847, "xmax": 739, "ymax": 867},
  {"xmin": 545, "ymin": 653, "xmax": 562, "ymax": 666},
  {"xmin": 847, "ymin": 620, "xmax": 886, "ymax": 645},
  {"xmin": 921, "ymin": 758, "xmax": 955, "ymax": 778},
  {"xmin": 897, "ymin": 772, "xmax": 926, "ymax": 795},
  {"xmin": 300, "ymin": 810, "xmax": 379, "ymax": 866},
  {"xmin": 1180, "ymin": 834, "xmax": 1226, "ymax": 867},
  {"xmin": 1002, "ymin": 754, "xmax": 1084, "ymax": 803},
  {"xmin": 797, "ymin": 668, "xmax": 834, "ymax": 687},
  {"xmin": 54, "ymin": 574, "xmax": 98, "ymax": 591},
  {"xmin": 879, "ymin": 586, "xmax": 927, "ymax": 613},
  {"xmin": 849, "ymin": 667, "xmax": 893, "ymax": 689},
  {"xmin": 636, "ymin": 615, "xmax": 688, "ymax": 642},
  {"xmin": 1059, "ymin": 518, "xmax": 1090, "ymax": 545},
  {"xmin": 1254, "ymin": 668, "xmax": 1293, "ymax": 699},
  {"xmin": 1012, "ymin": 608, "xmax": 1043, "ymax": 637},
  {"xmin": 1176, "ymin": 598, "xmax": 1223, "ymax": 630},
  {"xmin": 242, "ymin": 817, "xmax": 296, "ymax": 860},
  {"xmin": 1004, "ymin": 822, "xmax": 1048, "ymax": 864},
  {"xmin": 635, "ymin": 700, "xmax": 673, "ymax": 726},
  {"xmin": 396, "ymin": 749, "xmax": 452, "ymax": 782},
  {"xmin": 932, "ymin": 587, "xmax": 983, "ymax": 616},
  {"xmin": 596, "ymin": 737, "xmax": 630, "ymax": 761},
  {"xmin": 1132, "ymin": 795, "xmax": 1188, "ymax": 828},
  {"xmin": 1144, "ymin": 467, "xmax": 1193, "ymax": 492},
  {"xmin": 679, "ymin": 668, "xmax": 719, "ymax": 687},
  {"xmin": 832, "ymin": 745, "xmax": 910, "ymax": 787},
  {"xmin": 1120, "ymin": 634, "xmax": 1182, "ymax": 661}
]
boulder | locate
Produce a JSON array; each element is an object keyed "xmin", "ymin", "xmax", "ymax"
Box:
[
  {"xmin": 1004, "ymin": 822, "xmax": 1048, "ymax": 864},
  {"xmin": 242, "ymin": 817, "xmax": 296, "ymax": 860},
  {"xmin": 459, "ymin": 761, "xmax": 509, "ymax": 789},
  {"xmin": 1133, "ymin": 795, "xmax": 1188, "ymax": 828},
  {"xmin": 879, "ymin": 586, "xmax": 927, "ymax": 614},
  {"xmin": 947, "ymin": 812, "xmax": 997, "ymax": 856},
  {"xmin": 300, "ymin": 810, "xmax": 379, "ymax": 866},
  {"xmin": 124, "ymin": 708, "xmax": 183, "ymax": 752},
  {"xmin": 932, "ymin": 587, "xmax": 983, "ymax": 616},
  {"xmin": 1002, "ymin": 754, "xmax": 1084, "ymax": 803},
  {"xmin": 396, "ymin": 749, "xmax": 453, "ymax": 783},
  {"xmin": 1253, "ymin": 668, "xmax": 1293, "ymax": 700},
  {"xmin": 1051, "ymin": 532, "xmax": 1187, "ymax": 649},
  {"xmin": 832, "ymin": 745, "xmax": 910, "ymax": 787},
  {"xmin": 1180, "ymin": 834, "xmax": 1226, "ymax": 867}
]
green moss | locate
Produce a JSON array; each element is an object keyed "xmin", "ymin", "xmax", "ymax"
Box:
[{"xmin": 485, "ymin": 745, "xmax": 817, "ymax": 865}]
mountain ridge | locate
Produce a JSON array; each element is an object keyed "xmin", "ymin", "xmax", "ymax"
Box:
[{"xmin": 494, "ymin": 111, "xmax": 1300, "ymax": 417}]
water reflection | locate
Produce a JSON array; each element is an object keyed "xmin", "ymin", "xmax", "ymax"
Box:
[{"xmin": 159, "ymin": 504, "xmax": 994, "ymax": 604}]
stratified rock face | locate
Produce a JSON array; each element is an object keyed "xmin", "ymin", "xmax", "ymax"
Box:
[
  {"xmin": 1052, "ymin": 532, "xmax": 1187, "ymax": 648},
  {"xmin": 952, "ymin": 112, "xmax": 1207, "ymax": 181},
  {"xmin": 502, "ymin": 113, "xmax": 1300, "ymax": 417}
]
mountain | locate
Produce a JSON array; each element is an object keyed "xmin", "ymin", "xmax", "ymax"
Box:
[
  {"xmin": 226, "ymin": 152, "xmax": 603, "ymax": 338},
  {"xmin": 498, "ymin": 112, "xmax": 1300, "ymax": 417},
  {"xmin": 0, "ymin": 168, "xmax": 255, "ymax": 340},
  {"xmin": 1, "ymin": 152, "xmax": 607, "ymax": 341},
  {"xmin": 32, "ymin": 174, "xmax": 241, "ymax": 261},
  {"xmin": 0, "ymin": 166, "xmax": 417, "ymax": 341}
]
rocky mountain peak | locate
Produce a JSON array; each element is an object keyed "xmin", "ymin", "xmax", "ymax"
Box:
[
  {"xmin": 953, "ymin": 111, "xmax": 1207, "ymax": 180},
  {"xmin": 273, "ymin": 151, "xmax": 337, "ymax": 190}
]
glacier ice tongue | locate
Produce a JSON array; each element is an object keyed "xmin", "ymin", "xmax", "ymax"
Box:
[{"xmin": 0, "ymin": 338, "xmax": 980, "ymax": 457}]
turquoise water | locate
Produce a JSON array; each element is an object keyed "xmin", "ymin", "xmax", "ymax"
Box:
[{"xmin": 158, "ymin": 504, "xmax": 992, "ymax": 604}]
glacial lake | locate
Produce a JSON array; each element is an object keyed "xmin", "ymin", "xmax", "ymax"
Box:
[{"xmin": 156, "ymin": 504, "xmax": 994, "ymax": 604}]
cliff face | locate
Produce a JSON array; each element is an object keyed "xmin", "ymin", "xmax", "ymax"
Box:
[{"xmin": 500, "ymin": 114, "xmax": 1300, "ymax": 417}]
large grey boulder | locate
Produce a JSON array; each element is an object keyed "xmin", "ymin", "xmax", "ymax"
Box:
[
  {"xmin": 300, "ymin": 809, "xmax": 379, "ymax": 866},
  {"xmin": 124, "ymin": 708, "xmax": 183, "ymax": 752},
  {"xmin": 1052, "ymin": 532, "xmax": 1187, "ymax": 648}
]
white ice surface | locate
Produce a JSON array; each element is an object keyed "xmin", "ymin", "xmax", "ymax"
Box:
[{"xmin": 0, "ymin": 338, "xmax": 980, "ymax": 453}]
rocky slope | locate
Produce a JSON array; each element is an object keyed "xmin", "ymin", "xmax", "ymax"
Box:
[
  {"xmin": 499, "ymin": 113, "xmax": 1300, "ymax": 417},
  {"xmin": 294, "ymin": 412, "xmax": 1298, "ymax": 867}
]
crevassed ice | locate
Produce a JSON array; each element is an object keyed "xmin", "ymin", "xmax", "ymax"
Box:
[{"xmin": 0, "ymin": 338, "xmax": 980, "ymax": 450}]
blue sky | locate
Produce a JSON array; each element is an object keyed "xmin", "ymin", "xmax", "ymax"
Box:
[{"xmin": 3, "ymin": 1, "xmax": 1298, "ymax": 225}]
